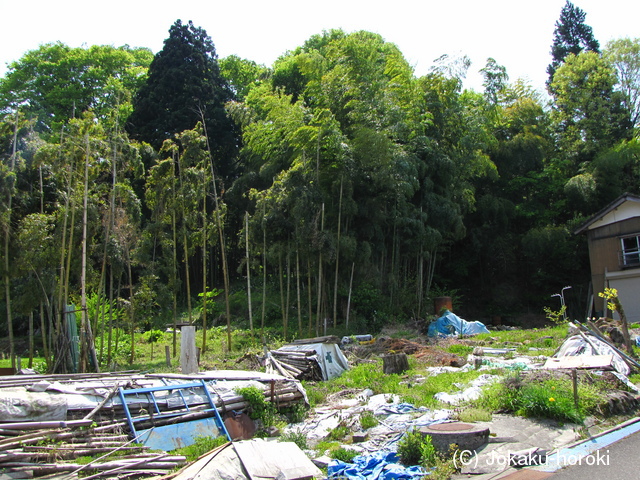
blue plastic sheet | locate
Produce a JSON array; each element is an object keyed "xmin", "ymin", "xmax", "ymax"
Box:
[
  {"xmin": 328, "ymin": 451, "xmax": 428, "ymax": 480},
  {"xmin": 427, "ymin": 310, "xmax": 490, "ymax": 337}
]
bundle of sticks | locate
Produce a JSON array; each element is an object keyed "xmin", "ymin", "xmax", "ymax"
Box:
[{"xmin": 266, "ymin": 349, "xmax": 324, "ymax": 381}]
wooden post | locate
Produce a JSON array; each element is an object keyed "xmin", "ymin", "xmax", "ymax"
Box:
[
  {"xmin": 180, "ymin": 326, "xmax": 198, "ymax": 374},
  {"xmin": 165, "ymin": 346, "xmax": 171, "ymax": 367},
  {"xmin": 572, "ymin": 369, "xmax": 579, "ymax": 409}
]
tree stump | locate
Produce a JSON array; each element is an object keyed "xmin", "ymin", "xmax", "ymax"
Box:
[{"xmin": 383, "ymin": 353, "xmax": 409, "ymax": 374}]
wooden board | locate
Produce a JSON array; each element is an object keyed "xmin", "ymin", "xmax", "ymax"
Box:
[{"xmin": 543, "ymin": 354, "xmax": 614, "ymax": 370}]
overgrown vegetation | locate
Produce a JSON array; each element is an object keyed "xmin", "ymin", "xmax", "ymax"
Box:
[
  {"xmin": 235, "ymin": 385, "xmax": 279, "ymax": 432},
  {"xmin": 478, "ymin": 371, "xmax": 606, "ymax": 423}
]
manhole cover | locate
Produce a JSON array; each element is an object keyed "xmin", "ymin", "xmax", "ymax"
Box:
[{"xmin": 428, "ymin": 422, "xmax": 474, "ymax": 432}]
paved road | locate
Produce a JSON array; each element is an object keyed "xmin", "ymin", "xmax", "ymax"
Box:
[{"xmin": 549, "ymin": 429, "xmax": 640, "ymax": 480}]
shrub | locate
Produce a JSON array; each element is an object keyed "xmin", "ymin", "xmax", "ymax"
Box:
[
  {"xmin": 397, "ymin": 430, "xmax": 436, "ymax": 467},
  {"xmin": 331, "ymin": 447, "xmax": 359, "ymax": 463},
  {"xmin": 359, "ymin": 411, "xmax": 379, "ymax": 429},
  {"xmin": 235, "ymin": 386, "xmax": 277, "ymax": 428},
  {"xmin": 279, "ymin": 429, "xmax": 308, "ymax": 450},
  {"xmin": 327, "ymin": 424, "xmax": 350, "ymax": 441}
]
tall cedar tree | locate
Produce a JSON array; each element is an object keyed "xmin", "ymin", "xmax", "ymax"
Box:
[
  {"xmin": 547, "ymin": 1, "xmax": 600, "ymax": 89},
  {"xmin": 126, "ymin": 20, "xmax": 239, "ymax": 180}
]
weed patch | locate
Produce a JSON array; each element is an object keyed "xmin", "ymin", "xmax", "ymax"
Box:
[
  {"xmin": 330, "ymin": 447, "xmax": 359, "ymax": 463},
  {"xmin": 359, "ymin": 411, "xmax": 379, "ymax": 429},
  {"xmin": 173, "ymin": 436, "xmax": 228, "ymax": 462},
  {"xmin": 478, "ymin": 371, "xmax": 603, "ymax": 424},
  {"xmin": 279, "ymin": 428, "xmax": 308, "ymax": 450}
]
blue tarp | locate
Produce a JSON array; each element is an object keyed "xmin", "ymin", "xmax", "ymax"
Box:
[
  {"xmin": 328, "ymin": 451, "xmax": 428, "ymax": 480},
  {"xmin": 427, "ymin": 310, "xmax": 490, "ymax": 337}
]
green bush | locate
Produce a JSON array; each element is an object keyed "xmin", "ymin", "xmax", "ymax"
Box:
[
  {"xmin": 279, "ymin": 429, "xmax": 308, "ymax": 450},
  {"xmin": 397, "ymin": 430, "xmax": 436, "ymax": 467},
  {"xmin": 327, "ymin": 424, "xmax": 350, "ymax": 441},
  {"xmin": 235, "ymin": 386, "xmax": 277, "ymax": 428},
  {"xmin": 331, "ymin": 447, "xmax": 359, "ymax": 463},
  {"xmin": 359, "ymin": 411, "xmax": 379, "ymax": 429}
]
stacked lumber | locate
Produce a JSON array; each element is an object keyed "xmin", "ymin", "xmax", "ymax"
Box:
[{"xmin": 266, "ymin": 350, "xmax": 324, "ymax": 381}]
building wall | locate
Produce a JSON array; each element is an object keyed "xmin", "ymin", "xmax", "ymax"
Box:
[{"xmin": 587, "ymin": 217, "xmax": 640, "ymax": 316}]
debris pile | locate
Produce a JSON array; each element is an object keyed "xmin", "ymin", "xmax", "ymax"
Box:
[
  {"xmin": 266, "ymin": 336, "xmax": 350, "ymax": 381},
  {"xmin": 0, "ymin": 370, "xmax": 307, "ymax": 479}
]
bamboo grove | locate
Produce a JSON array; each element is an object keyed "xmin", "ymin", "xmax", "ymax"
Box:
[{"xmin": 2, "ymin": 5, "xmax": 640, "ymax": 372}]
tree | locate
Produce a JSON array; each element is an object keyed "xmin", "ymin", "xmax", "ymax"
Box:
[
  {"xmin": 219, "ymin": 55, "xmax": 266, "ymax": 101},
  {"xmin": 0, "ymin": 43, "xmax": 152, "ymax": 134},
  {"xmin": 547, "ymin": 1, "xmax": 600, "ymax": 88},
  {"xmin": 480, "ymin": 58, "xmax": 509, "ymax": 106},
  {"xmin": 551, "ymin": 52, "xmax": 632, "ymax": 171},
  {"xmin": 605, "ymin": 38, "xmax": 640, "ymax": 129},
  {"xmin": 126, "ymin": 20, "xmax": 239, "ymax": 180}
]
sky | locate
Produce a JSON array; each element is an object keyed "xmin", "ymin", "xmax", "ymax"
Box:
[{"xmin": 1, "ymin": 0, "xmax": 639, "ymax": 94}]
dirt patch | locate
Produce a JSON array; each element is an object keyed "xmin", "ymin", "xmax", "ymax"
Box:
[{"xmin": 344, "ymin": 336, "xmax": 466, "ymax": 368}]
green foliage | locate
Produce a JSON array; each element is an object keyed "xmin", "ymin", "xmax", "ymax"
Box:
[
  {"xmin": 235, "ymin": 386, "xmax": 277, "ymax": 428},
  {"xmin": 327, "ymin": 424, "xmax": 350, "ymax": 441},
  {"xmin": 330, "ymin": 447, "xmax": 359, "ymax": 463},
  {"xmin": 351, "ymin": 283, "xmax": 387, "ymax": 331},
  {"xmin": 282, "ymin": 403, "xmax": 308, "ymax": 424},
  {"xmin": 456, "ymin": 407, "xmax": 492, "ymax": 423},
  {"xmin": 397, "ymin": 430, "xmax": 436, "ymax": 467},
  {"xmin": 543, "ymin": 305, "xmax": 567, "ymax": 324},
  {"xmin": 315, "ymin": 360, "xmax": 489, "ymax": 409},
  {"xmin": 143, "ymin": 329, "xmax": 164, "ymax": 343},
  {"xmin": 127, "ymin": 20, "xmax": 238, "ymax": 179},
  {"xmin": 445, "ymin": 344, "xmax": 473, "ymax": 356},
  {"xmin": 548, "ymin": 0, "xmax": 600, "ymax": 86},
  {"xmin": 359, "ymin": 411, "xmax": 379, "ymax": 429},
  {"xmin": 173, "ymin": 435, "xmax": 228, "ymax": 462},
  {"xmin": 478, "ymin": 372, "xmax": 602, "ymax": 424},
  {"xmin": 279, "ymin": 429, "xmax": 308, "ymax": 450},
  {"xmin": 314, "ymin": 440, "xmax": 341, "ymax": 456},
  {"xmin": 0, "ymin": 43, "xmax": 152, "ymax": 132}
]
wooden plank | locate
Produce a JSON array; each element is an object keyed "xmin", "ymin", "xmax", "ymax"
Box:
[{"xmin": 543, "ymin": 354, "xmax": 614, "ymax": 370}]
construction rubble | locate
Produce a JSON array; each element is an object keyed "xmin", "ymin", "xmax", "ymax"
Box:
[{"xmin": 0, "ymin": 370, "xmax": 310, "ymax": 480}]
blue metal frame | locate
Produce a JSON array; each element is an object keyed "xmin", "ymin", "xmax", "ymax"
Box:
[{"xmin": 118, "ymin": 379, "xmax": 230, "ymax": 442}]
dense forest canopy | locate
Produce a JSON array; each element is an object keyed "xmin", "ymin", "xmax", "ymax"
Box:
[{"xmin": 1, "ymin": 2, "xmax": 640, "ymax": 372}]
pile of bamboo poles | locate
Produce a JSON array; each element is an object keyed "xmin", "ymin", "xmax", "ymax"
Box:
[
  {"xmin": 0, "ymin": 371, "xmax": 307, "ymax": 479},
  {"xmin": 266, "ymin": 350, "xmax": 324, "ymax": 381},
  {"xmin": 0, "ymin": 419, "xmax": 186, "ymax": 479}
]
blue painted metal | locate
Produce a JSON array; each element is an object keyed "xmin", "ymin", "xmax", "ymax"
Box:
[
  {"xmin": 137, "ymin": 417, "xmax": 223, "ymax": 451},
  {"xmin": 118, "ymin": 379, "xmax": 230, "ymax": 450}
]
